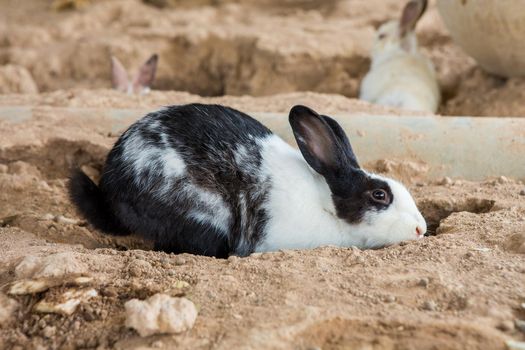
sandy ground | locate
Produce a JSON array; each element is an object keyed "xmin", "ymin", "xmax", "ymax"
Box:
[
  {"xmin": 0, "ymin": 0, "xmax": 525, "ymax": 349},
  {"xmin": 0, "ymin": 92, "xmax": 524, "ymax": 350}
]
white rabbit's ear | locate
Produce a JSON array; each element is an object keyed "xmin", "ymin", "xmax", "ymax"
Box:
[
  {"xmin": 133, "ymin": 54, "xmax": 158, "ymax": 92},
  {"xmin": 111, "ymin": 56, "xmax": 129, "ymax": 92},
  {"xmin": 400, "ymin": 0, "xmax": 427, "ymax": 36}
]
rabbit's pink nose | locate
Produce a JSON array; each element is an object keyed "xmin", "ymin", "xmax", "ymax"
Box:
[{"xmin": 416, "ymin": 226, "xmax": 425, "ymax": 237}]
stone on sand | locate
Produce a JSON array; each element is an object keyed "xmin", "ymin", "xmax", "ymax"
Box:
[
  {"xmin": 125, "ymin": 294, "xmax": 198, "ymax": 337},
  {"xmin": 15, "ymin": 252, "xmax": 88, "ymax": 279}
]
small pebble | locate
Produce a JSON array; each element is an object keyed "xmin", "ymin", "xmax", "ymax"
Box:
[
  {"xmin": 128, "ymin": 259, "xmax": 153, "ymax": 277},
  {"xmin": 159, "ymin": 256, "xmax": 170, "ymax": 266},
  {"xmin": 38, "ymin": 319, "xmax": 47, "ymax": 328},
  {"xmin": 38, "ymin": 180, "xmax": 52, "ymax": 191},
  {"xmin": 350, "ymin": 246, "xmax": 361, "ymax": 253},
  {"xmin": 227, "ymin": 255, "xmax": 240, "ymax": 264},
  {"xmin": 16, "ymin": 252, "xmax": 88, "ymax": 279},
  {"xmin": 34, "ymin": 288, "xmax": 98, "ymax": 315},
  {"xmin": 9, "ymin": 279, "xmax": 51, "ymax": 295},
  {"xmin": 436, "ymin": 223, "xmax": 457, "ymax": 235},
  {"xmin": 421, "ymin": 300, "xmax": 437, "ymax": 311},
  {"xmin": 507, "ymin": 340, "xmax": 525, "ymax": 350},
  {"xmin": 472, "ymin": 247, "xmax": 491, "ymax": 252},
  {"xmin": 496, "ymin": 320, "xmax": 515, "ymax": 332},
  {"xmin": 515, "ymin": 319, "xmax": 525, "ymax": 333},
  {"xmin": 169, "ymin": 280, "xmax": 190, "ymax": 296},
  {"xmin": 437, "ymin": 177, "xmax": 453, "ymax": 186},
  {"xmin": 384, "ymin": 295, "xmax": 396, "ymax": 303},
  {"xmin": 174, "ymin": 257, "xmax": 186, "ymax": 266},
  {"xmin": 41, "ymin": 213, "xmax": 55, "ymax": 221},
  {"xmin": 101, "ymin": 286, "xmax": 118, "ymax": 298},
  {"xmin": 355, "ymin": 256, "xmax": 365, "ymax": 264},
  {"xmin": 42, "ymin": 326, "xmax": 56, "ymax": 338},
  {"xmin": 497, "ymin": 176, "xmax": 510, "ymax": 184},
  {"xmin": 151, "ymin": 340, "xmax": 164, "ymax": 348},
  {"xmin": 417, "ymin": 278, "xmax": 429, "ymax": 288},
  {"xmin": 519, "ymin": 189, "xmax": 525, "ymax": 196},
  {"xmin": 54, "ymin": 215, "xmax": 79, "ymax": 225}
]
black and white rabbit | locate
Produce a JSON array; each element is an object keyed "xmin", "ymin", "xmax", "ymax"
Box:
[{"xmin": 69, "ymin": 104, "xmax": 427, "ymax": 258}]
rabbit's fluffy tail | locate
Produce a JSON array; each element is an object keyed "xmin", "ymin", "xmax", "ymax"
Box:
[{"xmin": 68, "ymin": 169, "xmax": 130, "ymax": 236}]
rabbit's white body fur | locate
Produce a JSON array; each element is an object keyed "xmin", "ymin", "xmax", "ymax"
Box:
[
  {"xmin": 360, "ymin": 10, "xmax": 440, "ymax": 114},
  {"xmin": 360, "ymin": 51, "xmax": 439, "ymax": 113},
  {"xmin": 255, "ymin": 134, "xmax": 426, "ymax": 252}
]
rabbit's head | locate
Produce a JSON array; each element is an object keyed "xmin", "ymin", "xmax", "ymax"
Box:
[
  {"xmin": 372, "ymin": 0, "xmax": 427, "ymax": 61},
  {"xmin": 289, "ymin": 105, "xmax": 427, "ymax": 248}
]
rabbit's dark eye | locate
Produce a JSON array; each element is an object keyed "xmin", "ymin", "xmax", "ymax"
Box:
[
  {"xmin": 371, "ymin": 189, "xmax": 389, "ymax": 204},
  {"xmin": 378, "ymin": 33, "xmax": 387, "ymax": 40}
]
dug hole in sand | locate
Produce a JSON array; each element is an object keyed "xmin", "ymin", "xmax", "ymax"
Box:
[{"xmin": 0, "ymin": 0, "xmax": 524, "ymax": 349}]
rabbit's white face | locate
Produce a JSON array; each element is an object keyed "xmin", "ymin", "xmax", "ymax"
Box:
[
  {"xmin": 352, "ymin": 174, "xmax": 426, "ymax": 248},
  {"xmin": 371, "ymin": 0, "xmax": 427, "ymax": 62},
  {"xmin": 372, "ymin": 20, "xmax": 418, "ymax": 61}
]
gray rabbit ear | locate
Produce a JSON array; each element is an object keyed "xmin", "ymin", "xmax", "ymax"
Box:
[
  {"xmin": 400, "ymin": 0, "xmax": 427, "ymax": 36},
  {"xmin": 133, "ymin": 54, "xmax": 158, "ymax": 92},
  {"xmin": 111, "ymin": 56, "xmax": 129, "ymax": 92}
]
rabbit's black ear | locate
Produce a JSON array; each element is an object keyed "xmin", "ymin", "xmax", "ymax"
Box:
[
  {"xmin": 400, "ymin": 0, "xmax": 427, "ymax": 36},
  {"xmin": 289, "ymin": 105, "xmax": 338, "ymax": 175},
  {"xmin": 289, "ymin": 105, "xmax": 358, "ymax": 182},
  {"xmin": 320, "ymin": 115, "xmax": 360, "ymax": 169}
]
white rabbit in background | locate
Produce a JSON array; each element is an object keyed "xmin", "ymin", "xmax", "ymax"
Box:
[
  {"xmin": 111, "ymin": 54, "xmax": 158, "ymax": 95},
  {"xmin": 359, "ymin": 0, "xmax": 440, "ymax": 113}
]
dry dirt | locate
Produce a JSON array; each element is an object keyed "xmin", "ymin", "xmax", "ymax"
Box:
[
  {"xmin": 0, "ymin": 0, "xmax": 525, "ymax": 350},
  {"xmin": 0, "ymin": 93, "xmax": 524, "ymax": 350}
]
